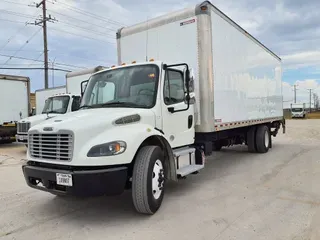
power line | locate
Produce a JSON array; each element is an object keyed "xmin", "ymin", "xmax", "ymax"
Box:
[
  {"xmin": 58, "ymin": 20, "xmax": 115, "ymax": 39},
  {"xmin": 0, "ymin": 67, "xmax": 71, "ymax": 72},
  {"xmin": 47, "ymin": 8, "xmax": 118, "ymax": 32},
  {"xmin": 53, "ymin": 0, "xmax": 124, "ymax": 27},
  {"xmin": 0, "ymin": 53, "xmax": 86, "ymax": 69},
  {"xmin": 0, "ymin": 9, "xmax": 40, "ymax": 52},
  {"xmin": 50, "ymin": 28, "xmax": 115, "ymax": 45},
  {"xmin": 0, "ymin": 18, "xmax": 27, "ymax": 24},
  {"xmin": 0, "ymin": 9, "xmax": 36, "ymax": 19},
  {"xmin": 1, "ymin": 0, "xmax": 30, "ymax": 6},
  {"xmin": 1, "ymin": 27, "xmax": 42, "ymax": 65}
]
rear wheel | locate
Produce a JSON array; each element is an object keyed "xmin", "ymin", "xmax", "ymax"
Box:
[
  {"xmin": 255, "ymin": 125, "xmax": 270, "ymax": 153},
  {"xmin": 247, "ymin": 126, "xmax": 257, "ymax": 153},
  {"xmin": 132, "ymin": 146, "xmax": 165, "ymax": 215}
]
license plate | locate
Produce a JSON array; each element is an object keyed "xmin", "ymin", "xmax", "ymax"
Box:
[
  {"xmin": 56, "ymin": 173, "xmax": 73, "ymax": 186},
  {"xmin": 19, "ymin": 135, "xmax": 27, "ymax": 140}
]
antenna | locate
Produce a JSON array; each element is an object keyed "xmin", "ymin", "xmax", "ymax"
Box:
[{"xmin": 145, "ymin": 15, "xmax": 149, "ymax": 61}]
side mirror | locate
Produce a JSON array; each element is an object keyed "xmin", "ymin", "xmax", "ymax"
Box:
[
  {"xmin": 188, "ymin": 68, "xmax": 195, "ymax": 92},
  {"xmin": 81, "ymin": 80, "xmax": 88, "ymax": 97}
]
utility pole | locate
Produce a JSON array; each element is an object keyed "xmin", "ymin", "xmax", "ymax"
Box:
[
  {"xmin": 293, "ymin": 84, "xmax": 298, "ymax": 103},
  {"xmin": 29, "ymin": 0, "xmax": 57, "ymax": 89},
  {"xmin": 307, "ymin": 89, "xmax": 313, "ymax": 113}
]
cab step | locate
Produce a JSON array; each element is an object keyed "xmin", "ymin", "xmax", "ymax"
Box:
[
  {"xmin": 176, "ymin": 164, "xmax": 204, "ymax": 177},
  {"xmin": 173, "ymin": 146, "xmax": 205, "ymax": 177}
]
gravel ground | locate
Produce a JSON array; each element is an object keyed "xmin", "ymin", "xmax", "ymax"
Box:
[{"xmin": 1, "ymin": 119, "xmax": 320, "ymax": 240}]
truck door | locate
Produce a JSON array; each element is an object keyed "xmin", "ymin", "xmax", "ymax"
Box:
[{"xmin": 161, "ymin": 67, "xmax": 195, "ymax": 148}]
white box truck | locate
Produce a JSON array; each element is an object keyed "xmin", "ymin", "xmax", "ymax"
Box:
[
  {"xmin": 22, "ymin": 1, "xmax": 285, "ymax": 215},
  {"xmin": 35, "ymin": 86, "xmax": 67, "ymax": 115},
  {"xmin": 290, "ymin": 103, "xmax": 306, "ymax": 118},
  {"xmin": 16, "ymin": 66, "xmax": 107, "ymax": 145},
  {"xmin": 0, "ymin": 74, "xmax": 30, "ymax": 143}
]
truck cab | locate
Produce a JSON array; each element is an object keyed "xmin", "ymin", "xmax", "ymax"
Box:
[
  {"xmin": 291, "ymin": 103, "xmax": 306, "ymax": 118},
  {"xmin": 22, "ymin": 61, "xmax": 200, "ymax": 213},
  {"xmin": 16, "ymin": 93, "xmax": 81, "ymax": 144}
]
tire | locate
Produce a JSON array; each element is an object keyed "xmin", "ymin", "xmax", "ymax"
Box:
[
  {"xmin": 132, "ymin": 145, "xmax": 165, "ymax": 215},
  {"xmin": 212, "ymin": 141, "xmax": 222, "ymax": 151},
  {"xmin": 255, "ymin": 125, "xmax": 270, "ymax": 153},
  {"xmin": 247, "ymin": 126, "xmax": 257, "ymax": 153}
]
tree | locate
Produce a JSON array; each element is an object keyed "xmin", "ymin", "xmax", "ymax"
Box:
[{"xmin": 313, "ymin": 93, "xmax": 319, "ymax": 110}]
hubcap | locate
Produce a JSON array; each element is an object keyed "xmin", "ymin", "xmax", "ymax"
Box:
[
  {"xmin": 152, "ymin": 159, "xmax": 164, "ymax": 199},
  {"xmin": 264, "ymin": 130, "xmax": 269, "ymax": 148}
]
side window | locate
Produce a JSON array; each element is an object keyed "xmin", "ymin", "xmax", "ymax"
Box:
[
  {"xmin": 164, "ymin": 70, "xmax": 185, "ymax": 105},
  {"xmin": 71, "ymin": 96, "xmax": 81, "ymax": 111}
]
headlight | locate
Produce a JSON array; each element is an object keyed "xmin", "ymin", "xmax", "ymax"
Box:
[{"xmin": 87, "ymin": 141, "xmax": 126, "ymax": 157}]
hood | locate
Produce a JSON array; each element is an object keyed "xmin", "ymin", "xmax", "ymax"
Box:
[
  {"xmin": 29, "ymin": 108, "xmax": 156, "ymax": 134},
  {"xmin": 18, "ymin": 113, "xmax": 60, "ymax": 126}
]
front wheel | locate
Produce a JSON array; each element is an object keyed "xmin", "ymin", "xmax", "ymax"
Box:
[{"xmin": 132, "ymin": 145, "xmax": 165, "ymax": 215}]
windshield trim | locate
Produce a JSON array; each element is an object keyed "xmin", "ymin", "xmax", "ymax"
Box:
[
  {"xmin": 42, "ymin": 95, "xmax": 70, "ymax": 114},
  {"xmin": 80, "ymin": 63, "xmax": 160, "ymax": 110}
]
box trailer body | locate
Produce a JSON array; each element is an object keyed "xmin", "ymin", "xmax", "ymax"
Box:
[
  {"xmin": 35, "ymin": 86, "xmax": 66, "ymax": 115},
  {"xmin": 22, "ymin": 1, "xmax": 285, "ymax": 215},
  {"xmin": 16, "ymin": 66, "xmax": 107, "ymax": 145},
  {"xmin": 290, "ymin": 103, "xmax": 306, "ymax": 118},
  {"xmin": 66, "ymin": 66, "xmax": 107, "ymax": 95},
  {"xmin": 0, "ymin": 74, "xmax": 30, "ymax": 143},
  {"xmin": 117, "ymin": 1, "xmax": 283, "ymax": 132}
]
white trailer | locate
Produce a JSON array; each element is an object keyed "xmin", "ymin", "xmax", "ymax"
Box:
[
  {"xmin": 16, "ymin": 66, "xmax": 107, "ymax": 145},
  {"xmin": 22, "ymin": 1, "xmax": 285, "ymax": 215},
  {"xmin": 35, "ymin": 86, "xmax": 66, "ymax": 115},
  {"xmin": 0, "ymin": 74, "xmax": 30, "ymax": 143},
  {"xmin": 290, "ymin": 103, "xmax": 306, "ymax": 118}
]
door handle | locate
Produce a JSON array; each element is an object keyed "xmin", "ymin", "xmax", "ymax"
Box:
[{"xmin": 188, "ymin": 115, "xmax": 193, "ymax": 128}]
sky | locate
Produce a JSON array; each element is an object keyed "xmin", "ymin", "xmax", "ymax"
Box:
[{"xmin": 0, "ymin": 0, "xmax": 319, "ymax": 109}]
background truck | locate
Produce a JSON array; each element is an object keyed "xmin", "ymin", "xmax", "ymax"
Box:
[
  {"xmin": 16, "ymin": 66, "xmax": 107, "ymax": 145},
  {"xmin": 0, "ymin": 74, "xmax": 30, "ymax": 143},
  {"xmin": 35, "ymin": 86, "xmax": 66, "ymax": 115},
  {"xmin": 22, "ymin": 1, "xmax": 285, "ymax": 215},
  {"xmin": 290, "ymin": 103, "xmax": 306, "ymax": 118}
]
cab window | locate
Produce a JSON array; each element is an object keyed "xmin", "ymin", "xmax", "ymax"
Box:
[{"xmin": 163, "ymin": 69, "xmax": 185, "ymax": 105}]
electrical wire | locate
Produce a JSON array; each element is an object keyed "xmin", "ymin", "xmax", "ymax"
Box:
[
  {"xmin": 0, "ymin": 67, "xmax": 72, "ymax": 72},
  {"xmin": 47, "ymin": 9, "xmax": 117, "ymax": 32},
  {"xmin": 1, "ymin": 0, "xmax": 30, "ymax": 6},
  {"xmin": 1, "ymin": 27, "xmax": 42, "ymax": 65},
  {"xmin": 58, "ymin": 20, "xmax": 115, "ymax": 39},
  {"xmin": 53, "ymin": 0, "xmax": 125, "ymax": 27},
  {"xmin": 0, "ymin": 54, "xmax": 87, "ymax": 69},
  {"xmin": 0, "ymin": 9, "xmax": 36, "ymax": 19},
  {"xmin": 0, "ymin": 18, "xmax": 27, "ymax": 24},
  {"xmin": 50, "ymin": 27, "xmax": 116, "ymax": 45}
]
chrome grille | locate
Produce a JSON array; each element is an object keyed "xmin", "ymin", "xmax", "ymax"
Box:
[
  {"xmin": 17, "ymin": 122, "xmax": 31, "ymax": 133},
  {"xmin": 29, "ymin": 133, "xmax": 73, "ymax": 161}
]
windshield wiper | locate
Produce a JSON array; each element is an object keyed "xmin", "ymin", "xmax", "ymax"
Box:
[
  {"xmin": 100, "ymin": 101, "xmax": 145, "ymax": 108},
  {"xmin": 44, "ymin": 110, "xmax": 61, "ymax": 114},
  {"xmin": 79, "ymin": 105, "xmax": 94, "ymax": 109}
]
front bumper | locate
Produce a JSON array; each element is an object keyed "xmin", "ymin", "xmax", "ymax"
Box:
[
  {"xmin": 22, "ymin": 162, "xmax": 128, "ymax": 197},
  {"xmin": 16, "ymin": 134, "xmax": 28, "ymax": 143}
]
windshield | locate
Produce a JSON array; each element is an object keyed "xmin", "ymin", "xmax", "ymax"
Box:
[
  {"xmin": 42, "ymin": 96, "xmax": 70, "ymax": 114},
  {"xmin": 292, "ymin": 108, "xmax": 303, "ymax": 112},
  {"xmin": 81, "ymin": 64, "xmax": 159, "ymax": 109}
]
